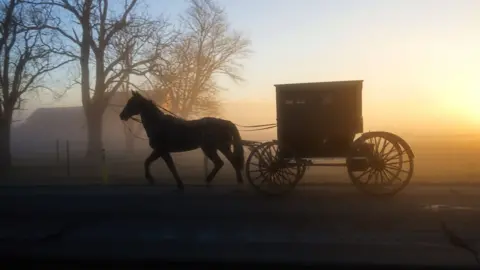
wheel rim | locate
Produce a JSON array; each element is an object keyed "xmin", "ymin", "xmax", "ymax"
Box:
[
  {"xmin": 246, "ymin": 142, "xmax": 302, "ymax": 195},
  {"xmin": 348, "ymin": 133, "xmax": 414, "ymax": 195}
]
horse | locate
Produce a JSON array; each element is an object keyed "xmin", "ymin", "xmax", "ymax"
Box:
[{"xmin": 119, "ymin": 90, "xmax": 245, "ymax": 191}]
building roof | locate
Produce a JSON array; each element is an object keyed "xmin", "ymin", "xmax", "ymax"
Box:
[
  {"xmin": 22, "ymin": 90, "xmax": 157, "ymax": 125},
  {"xmin": 24, "ymin": 106, "xmax": 84, "ymax": 126},
  {"xmin": 12, "ymin": 90, "xmax": 156, "ymax": 141},
  {"xmin": 274, "ymin": 80, "xmax": 364, "ymax": 91}
]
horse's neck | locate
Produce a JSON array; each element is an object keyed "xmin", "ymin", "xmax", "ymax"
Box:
[
  {"xmin": 140, "ymin": 109, "xmax": 160, "ymax": 126},
  {"xmin": 140, "ymin": 106, "xmax": 168, "ymax": 134}
]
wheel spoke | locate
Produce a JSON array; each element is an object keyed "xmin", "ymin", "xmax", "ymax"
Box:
[
  {"xmin": 278, "ymin": 172, "xmax": 290, "ymax": 185},
  {"xmin": 385, "ymin": 166, "xmax": 410, "ymax": 175},
  {"xmin": 259, "ymin": 175, "xmax": 271, "ymax": 186},
  {"xmin": 380, "ymin": 169, "xmax": 392, "ymax": 184},
  {"xmin": 362, "ymin": 170, "xmax": 374, "ymax": 184},
  {"xmin": 374, "ymin": 137, "xmax": 382, "ymax": 155},
  {"xmin": 385, "ymin": 159, "xmax": 410, "ymax": 166},
  {"xmin": 381, "ymin": 144, "xmax": 397, "ymax": 159},
  {"xmin": 264, "ymin": 148, "xmax": 274, "ymax": 163},
  {"xmin": 384, "ymin": 150, "xmax": 408, "ymax": 162},
  {"xmin": 383, "ymin": 168, "xmax": 402, "ymax": 183},
  {"xmin": 379, "ymin": 138, "xmax": 390, "ymax": 156}
]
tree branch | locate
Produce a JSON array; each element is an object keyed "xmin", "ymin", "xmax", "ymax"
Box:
[
  {"xmin": 0, "ymin": 0, "xmax": 74, "ymax": 120},
  {"xmin": 152, "ymin": 0, "xmax": 251, "ymax": 118}
]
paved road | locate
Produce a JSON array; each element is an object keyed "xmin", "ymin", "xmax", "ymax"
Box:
[{"xmin": 2, "ymin": 184, "xmax": 480, "ymax": 266}]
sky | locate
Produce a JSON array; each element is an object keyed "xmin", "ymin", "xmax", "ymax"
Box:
[{"xmin": 24, "ymin": 0, "xmax": 480, "ymax": 134}]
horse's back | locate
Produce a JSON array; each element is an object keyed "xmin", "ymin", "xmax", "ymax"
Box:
[
  {"xmin": 148, "ymin": 115, "xmax": 238, "ymax": 152},
  {"xmin": 196, "ymin": 116, "xmax": 232, "ymax": 126}
]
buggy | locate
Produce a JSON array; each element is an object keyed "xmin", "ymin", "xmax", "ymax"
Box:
[{"xmin": 243, "ymin": 80, "xmax": 414, "ymax": 197}]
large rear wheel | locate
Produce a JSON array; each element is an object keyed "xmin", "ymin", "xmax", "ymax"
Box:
[{"xmin": 346, "ymin": 131, "xmax": 414, "ymax": 197}]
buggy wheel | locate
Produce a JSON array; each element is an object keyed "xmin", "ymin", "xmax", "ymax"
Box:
[
  {"xmin": 245, "ymin": 141, "xmax": 303, "ymax": 196},
  {"xmin": 347, "ymin": 131, "xmax": 415, "ymax": 197}
]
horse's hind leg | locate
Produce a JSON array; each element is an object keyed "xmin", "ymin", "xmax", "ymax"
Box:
[
  {"xmin": 201, "ymin": 146, "xmax": 224, "ymax": 186},
  {"xmin": 160, "ymin": 153, "xmax": 184, "ymax": 191},
  {"xmin": 218, "ymin": 145, "xmax": 244, "ymax": 185},
  {"xmin": 144, "ymin": 150, "xmax": 161, "ymax": 185}
]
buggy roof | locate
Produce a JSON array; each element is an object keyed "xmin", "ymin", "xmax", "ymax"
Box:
[{"xmin": 274, "ymin": 80, "xmax": 363, "ymax": 91}]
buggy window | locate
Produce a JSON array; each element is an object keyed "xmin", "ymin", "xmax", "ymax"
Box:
[{"xmin": 296, "ymin": 99, "xmax": 306, "ymax": 104}]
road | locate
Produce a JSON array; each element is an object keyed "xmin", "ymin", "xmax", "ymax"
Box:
[{"xmin": 2, "ymin": 183, "xmax": 480, "ymax": 266}]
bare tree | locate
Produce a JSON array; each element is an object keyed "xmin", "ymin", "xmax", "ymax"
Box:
[
  {"xmin": 153, "ymin": 0, "xmax": 251, "ymax": 119},
  {"xmin": 111, "ymin": 32, "xmax": 137, "ymax": 153},
  {"xmin": 35, "ymin": 0, "xmax": 174, "ymax": 157},
  {"xmin": 0, "ymin": 0, "xmax": 74, "ymax": 172},
  {"xmin": 119, "ymin": 42, "xmax": 135, "ymax": 153}
]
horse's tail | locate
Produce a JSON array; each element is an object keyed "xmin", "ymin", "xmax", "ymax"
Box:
[{"xmin": 229, "ymin": 122, "xmax": 245, "ymax": 170}]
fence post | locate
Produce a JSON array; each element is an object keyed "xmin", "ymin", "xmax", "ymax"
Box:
[
  {"xmin": 66, "ymin": 140, "xmax": 70, "ymax": 177},
  {"xmin": 56, "ymin": 139, "xmax": 60, "ymax": 164},
  {"xmin": 101, "ymin": 148, "xmax": 109, "ymax": 185}
]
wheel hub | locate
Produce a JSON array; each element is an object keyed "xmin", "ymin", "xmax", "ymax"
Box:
[
  {"xmin": 268, "ymin": 161, "xmax": 282, "ymax": 172},
  {"xmin": 370, "ymin": 155, "xmax": 385, "ymax": 170}
]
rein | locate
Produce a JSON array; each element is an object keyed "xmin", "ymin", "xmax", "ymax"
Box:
[
  {"xmin": 112, "ymin": 99, "xmax": 278, "ymax": 142},
  {"xmin": 149, "ymin": 103, "xmax": 278, "ymax": 132}
]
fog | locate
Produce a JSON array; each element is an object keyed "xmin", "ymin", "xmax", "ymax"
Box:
[
  {"xmin": 12, "ymin": 99, "xmax": 480, "ymax": 149},
  {"xmin": 7, "ymin": 99, "xmax": 480, "ymax": 187}
]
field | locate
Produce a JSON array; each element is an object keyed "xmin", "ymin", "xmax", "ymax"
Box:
[{"xmin": 4, "ymin": 134, "xmax": 480, "ymax": 187}]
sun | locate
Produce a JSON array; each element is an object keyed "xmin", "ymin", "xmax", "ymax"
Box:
[
  {"xmin": 441, "ymin": 87, "xmax": 480, "ymax": 127},
  {"xmin": 459, "ymin": 87, "xmax": 480, "ymax": 125},
  {"xmin": 467, "ymin": 104, "xmax": 480, "ymax": 125}
]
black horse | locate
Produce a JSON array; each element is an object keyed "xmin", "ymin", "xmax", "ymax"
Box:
[{"xmin": 119, "ymin": 90, "xmax": 245, "ymax": 191}]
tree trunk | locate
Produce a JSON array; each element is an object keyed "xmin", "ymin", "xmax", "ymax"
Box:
[
  {"xmin": 0, "ymin": 119, "xmax": 12, "ymax": 177},
  {"xmin": 85, "ymin": 110, "xmax": 104, "ymax": 159}
]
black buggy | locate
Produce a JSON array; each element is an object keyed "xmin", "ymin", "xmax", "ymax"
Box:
[{"xmin": 242, "ymin": 80, "xmax": 415, "ymax": 197}]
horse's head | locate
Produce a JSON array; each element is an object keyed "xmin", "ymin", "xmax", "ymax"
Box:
[{"xmin": 120, "ymin": 90, "xmax": 147, "ymax": 121}]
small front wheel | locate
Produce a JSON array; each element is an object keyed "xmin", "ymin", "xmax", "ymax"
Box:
[{"xmin": 245, "ymin": 141, "xmax": 303, "ymax": 196}]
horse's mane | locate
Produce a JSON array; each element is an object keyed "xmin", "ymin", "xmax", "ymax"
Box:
[
  {"xmin": 141, "ymin": 96, "xmax": 184, "ymax": 121},
  {"xmin": 146, "ymin": 99, "xmax": 163, "ymax": 113},
  {"xmin": 136, "ymin": 94, "xmax": 161, "ymax": 114}
]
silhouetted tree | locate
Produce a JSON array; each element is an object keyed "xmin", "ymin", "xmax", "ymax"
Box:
[
  {"xmin": 35, "ymin": 0, "xmax": 174, "ymax": 157},
  {"xmin": 111, "ymin": 29, "xmax": 136, "ymax": 153},
  {"xmin": 153, "ymin": 0, "xmax": 251, "ymax": 119},
  {"xmin": 0, "ymin": 0, "xmax": 73, "ymax": 173}
]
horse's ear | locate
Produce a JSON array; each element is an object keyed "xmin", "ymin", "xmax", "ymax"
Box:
[{"xmin": 131, "ymin": 90, "xmax": 137, "ymax": 96}]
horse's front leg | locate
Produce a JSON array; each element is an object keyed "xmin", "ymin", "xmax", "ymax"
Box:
[
  {"xmin": 160, "ymin": 152, "xmax": 185, "ymax": 191},
  {"xmin": 144, "ymin": 150, "xmax": 161, "ymax": 185}
]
